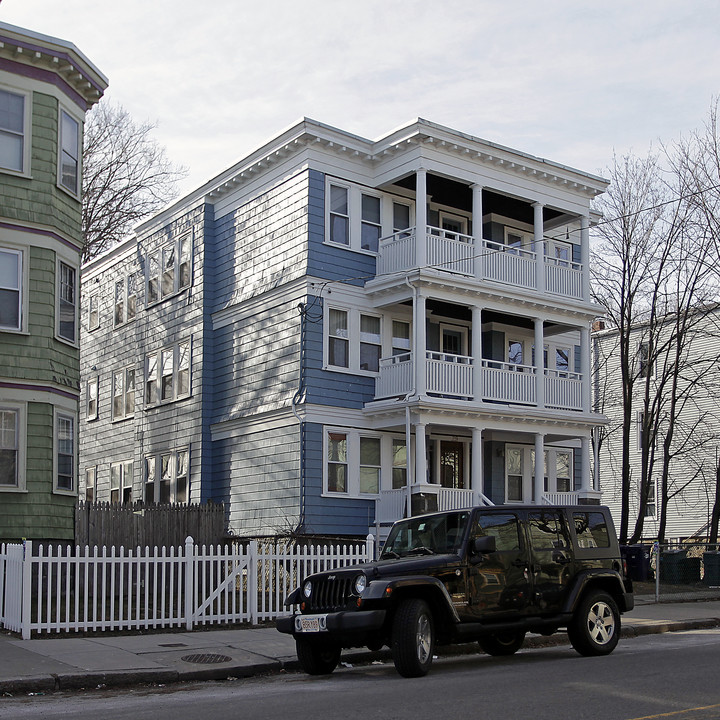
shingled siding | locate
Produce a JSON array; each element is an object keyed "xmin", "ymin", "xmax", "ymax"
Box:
[
  {"xmin": 212, "ymin": 422, "xmax": 301, "ymax": 537},
  {"xmin": 0, "ymin": 402, "xmax": 74, "ymax": 542},
  {"xmin": 79, "ymin": 206, "xmax": 209, "ymax": 505},
  {"xmin": 0, "ymin": 91, "xmax": 81, "ymax": 239},
  {"xmin": 1, "ymin": 246, "xmax": 78, "ymax": 390}
]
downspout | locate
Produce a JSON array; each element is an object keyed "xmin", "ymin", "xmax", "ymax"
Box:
[
  {"xmin": 292, "ymin": 302, "xmax": 307, "ymax": 534},
  {"xmin": 404, "ymin": 275, "xmax": 418, "ymax": 519}
]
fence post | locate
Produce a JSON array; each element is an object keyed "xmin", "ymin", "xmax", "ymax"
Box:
[
  {"xmin": 365, "ymin": 533, "xmax": 375, "ymax": 562},
  {"xmin": 184, "ymin": 536, "xmax": 194, "ymax": 631},
  {"xmin": 248, "ymin": 540, "xmax": 258, "ymax": 625},
  {"xmin": 21, "ymin": 540, "xmax": 32, "ymax": 640},
  {"xmin": 655, "ymin": 542, "xmax": 661, "ymax": 604}
]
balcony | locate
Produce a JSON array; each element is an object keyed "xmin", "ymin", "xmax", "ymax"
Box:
[
  {"xmin": 376, "ymin": 227, "xmax": 584, "ymax": 299},
  {"xmin": 375, "ymin": 354, "xmax": 583, "ymax": 411}
]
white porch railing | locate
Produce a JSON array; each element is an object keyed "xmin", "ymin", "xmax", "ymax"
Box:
[
  {"xmin": 542, "ymin": 491, "xmax": 581, "ymax": 505},
  {"xmin": 437, "ymin": 488, "xmax": 477, "ymax": 511},
  {"xmin": 426, "ymin": 351, "xmax": 473, "ymax": 397},
  {"xmin": 376, "ymin": 353, "xmax": 414, "ymax": 398},
  {"xmin": 481, "ymin": 360, "xmax": 537, "ymax": 404},
  {"xmin": 482, "ymin": 240, "xmax": 536, "ymax": 289},
  {"xmin": 545, "ymin": 258, "xmax": 582, "ymax": 298},
  {"xmin": 545, "ymin": 369, "xmax": 582, "ymax": 410},
  {"xmin": 377, "ymin": 228, "xmax": 417, "ymax": 275},
  {"xmin": 0, "ymin": 537, "xmax": 374, "ymax": 638},
  {"xmin": 376, "ymin": 488, "xmax": 408, "ymax": 523}
]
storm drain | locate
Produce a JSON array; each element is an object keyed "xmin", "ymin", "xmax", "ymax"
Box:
[{"xmin": 181, "ymin": 653, "xmax": 233, "ymax": 664}]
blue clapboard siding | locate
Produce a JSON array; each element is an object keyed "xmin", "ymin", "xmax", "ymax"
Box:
[{"xmin": 301, "ymin": 422, "xmax": 375, "ymax": 536}]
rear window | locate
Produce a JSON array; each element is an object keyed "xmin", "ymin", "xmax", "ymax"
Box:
[{"xmin": 573, "ymin": 512, "xmax": 610, "ymax": 548}]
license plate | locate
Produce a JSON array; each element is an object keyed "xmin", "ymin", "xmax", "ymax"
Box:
[{"xmin": 298, "ymin": 615, "xmax": 326, "ymax": 633}]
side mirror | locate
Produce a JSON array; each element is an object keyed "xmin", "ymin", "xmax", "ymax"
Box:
[{"xmin": 472, "ymin": 535, "xmax": 496, "ymax": 555}]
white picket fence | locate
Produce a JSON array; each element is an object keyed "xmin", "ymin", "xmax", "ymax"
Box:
[{"xmin": 0, "ymin": 536, "xmax": 374, "ymax": 639}]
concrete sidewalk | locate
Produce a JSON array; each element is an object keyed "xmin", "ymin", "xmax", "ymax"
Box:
[{"xmin": 1, "ymin": 598, "xmax": 719, "ymax": 695}]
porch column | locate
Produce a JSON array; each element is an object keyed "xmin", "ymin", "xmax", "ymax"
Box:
[
  {"xmin": 533, "ymin": 202, "xmax": 545, "ymax": 294},
  {"xmin": 534, "ymin": 433, "xmax": 545, "ymax": 504},
  {"xmin": 471, "ymin": 305, "xmax": 483, "ymax": 402},
  {"xmin": 534, "ymin": 317, "xmax": 545, "ymax": 408},
  {"xmin": 472, "ymin": 184, "xmax": 484, "ymax": 280},
  {"xmin": 580, "ymin": 435, "xmax": 591, "ymax": 493},
  {"xmin": 580, "ymin": 214, "xmax": 590, "ymax": 302},
  {"xmin": 471, "ymin": 427, "xmax": 484, "ymax": 503},
  {"xmin": 415, "ymin": 422, "xmax": 427, "ymax": 486},
  {"xmin": 580, "ymin": 325, "xmax": 591, "ymax": 413},
  {"xmin": 415, "ymin": 291, "xmax": 427, "ymax": 397},
  {"xmin": 416, "ymin": 168, "xmax": 428, "ymax": 268}
]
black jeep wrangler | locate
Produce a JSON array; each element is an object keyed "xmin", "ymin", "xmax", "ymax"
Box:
[{"xmin": 277, "ymin": 505, "xmax": 633, "ymax": 678}]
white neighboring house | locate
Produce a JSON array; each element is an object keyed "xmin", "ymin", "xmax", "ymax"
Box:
[{"xmin": 593, "ymin": 310, "xmax": 720, "ymax": 541}]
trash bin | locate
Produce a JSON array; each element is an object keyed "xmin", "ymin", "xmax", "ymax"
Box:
[
  {"xmin": 660, "ymin": 549, "xmax": 701, "ymax": 584},
  {"xmin": 703, "ymin": 552, "xmax": 720, "ymax": 586},
  {"xmin": 621, "ymin": 544, "xmax": 653, "ymax": 582}
]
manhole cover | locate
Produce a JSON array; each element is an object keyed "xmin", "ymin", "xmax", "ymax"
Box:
[{"xmin": 181, "ymin": 653, "xmax": 232, "ymax": 665}]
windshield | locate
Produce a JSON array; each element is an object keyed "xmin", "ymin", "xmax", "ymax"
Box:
[{"xmin": 381, "ymin": 511, "xmax": 470, "ymax": 558}]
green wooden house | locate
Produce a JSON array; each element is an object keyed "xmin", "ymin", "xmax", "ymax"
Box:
[{"xmin": 0, "ymin": 22, "xmax": 106, "ymax": 542}]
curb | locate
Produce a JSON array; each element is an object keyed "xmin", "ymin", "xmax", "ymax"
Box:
[{"xmin": 1, "ymin": 619, "xmax": 718, "ymax": 696}]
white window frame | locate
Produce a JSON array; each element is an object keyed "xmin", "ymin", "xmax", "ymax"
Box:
[
  {"xmin": 146, "ymin": 235, "xmax": 192, "ymax": 306},
  {"xmin": 0, "ymin": 246, "xmax": 23, "ymax": 331},
  {"xmin": 506, "ymin": 444, "xmax": 574, "ymax": 503},
  {"xmin": 87, "ymin": 292, "xmax": 99, "ymax": 331},
  {"xmin": 114, "ymin": 273, "xmax": 139, "ymax": 327},
  {"xmin": 112, "ymin": 366, "xmax": 135, "ymax": 421},
  {"xmin": 58, "ymin": 107, "xmax": 81, "ymax": 197},
  {"xmin": 110, "ymin": 459, "xmax": 133, "ymax": 504},
  {"xmin": 54, "ymin": 409, "xmax": 76, "ymax": 495},
  {"xmin": 324, "ymin": 305, "xmax": 382, "ymax": 376},
  {"xmin": 504, "ymin": 226, "xmax": 533, "ymax": 255},
  {"xmin": 0, "ymin": 402, "xmax": 26, "ymax": 491},
  {"xmin": 84, "ymin": 466, "xmax": 97, "ymax": 502},
  {"xmin": 644, "ymin": 478, "xmax": 657, "ymax": 518},
  {"xmin": 86, "ymin": 376, "xmax": 99, "ymax": 421},
  {"xmin": 56, "ymin": 259, "xmax": 78, "ymax": 345},
  {"xmin": 323, "ymin": 428, "xmax": 409, "ymax": 498},
  {"xmin": 145, "ymin": 339, "xmax": 191, "ymax": 407},
  {"xmin": 0, "ymin": 85, "xmax": 30, "ymax": 176},
  {"xmin": 144, "ymin": 447, "xmax": 190, "ymax": 504},
  {"xmin": 325, "ymin": 178, "xmax": 385, "ymax": 255}
]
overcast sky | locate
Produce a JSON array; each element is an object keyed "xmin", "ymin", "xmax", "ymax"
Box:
[{"xmin": 2, "ymin": 0, "xmax": 719, "ymax": 198}]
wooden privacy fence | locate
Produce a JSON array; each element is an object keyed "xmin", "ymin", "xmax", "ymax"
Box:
[
  {"xmin": 0, "ymin": 536, "xmax": 374, "ymax": 639},
  {"xmin": 75, "ymin": 501, "xmax": 226, "ymax": 549}
]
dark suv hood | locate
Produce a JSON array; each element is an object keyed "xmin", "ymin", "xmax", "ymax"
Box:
[{"xmin": 312, "ymin": 552, "xmax": 462, "ymax": 581}]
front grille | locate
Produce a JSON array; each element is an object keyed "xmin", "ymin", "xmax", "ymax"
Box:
[{"xmin": 307, "ymin": 574, "xmax": 353, "ymax": 612}]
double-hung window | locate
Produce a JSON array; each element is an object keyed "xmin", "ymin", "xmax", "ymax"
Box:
[
  {"xmin": 361, "ymin": 194, "xmax": 381, "ymax": 252},
  {"xmin": 110, "ymin": 460, "xmax": 133, "ymax": 503},
  {"xmin": 85, "ymin": 466, "xmax": 97, "ymax": 502},
  {"xmin": 145, "ymin": 448, "xmax": 189, "ymax": 503},
  {"xmin": 0, "ymin": 88, "xmax": 26, "ymax": 173},
  {"xmin": 112, "ymin": 367, "xmax": 135, "ymax": 420},
  {"xmin": 326, "ymin": 306, "xmax": 382, "ymax": 374},
  {"xmin": 0, "ymin": 247, "xmax": 22, "ymax": 330},
  {"xmin": 329, "ymin": 185, "xmax": 349, "ymax": 246},
  {"xmin": 0, "ymin": 407, "xmax": 19, "ymax": 487},
  {"xmin": 145, "ymin": 340, "xmax": 191, "ymax": 406},
  {"xmin": 326, "ymin": 179, "xmax": 387, "ymax": 253},
  {"xmin": 114, "ymin": 273, "xmax": 138, "ymax": 326},
  {"xmin": 59, "ymin": 110, "xmax": 80, "ymax": 195},
  {"xmin": 87, "ymin": 376, "xmax": 99, "ymax": 420},
  {"xmin": 58, "ymin": 261, "xmax": 77, "ymax": 343},
  {"xmin": 55, "ymin": 411, "xmax": 75, "ymax": 493},
  {"xmin": 146, "ymin": 235, "xmax": 192, "ymax": 304},
  {"xmin": 88, "ymin": 293, "xmax": 99, "ymax": 331}
]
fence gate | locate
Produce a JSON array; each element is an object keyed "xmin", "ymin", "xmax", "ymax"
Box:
[{"xmin": 189, "ymin": 539, "xmax": 256, "ymax": 627}]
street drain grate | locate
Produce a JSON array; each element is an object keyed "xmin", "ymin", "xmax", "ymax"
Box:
[
  {"xmin": 159, "ymin": 643, "xmax": 188, "ymax": 648},
  {"xmin": 181, "ymin": 653, "xmax": 232, "ymax": 665}
]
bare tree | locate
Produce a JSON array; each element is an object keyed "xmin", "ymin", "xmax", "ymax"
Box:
[
  {"xmin": 82, "ymin": 102, "xmax": 187, "ymax": 261},
  {"xmin": 592, "ymin": 143, "xmax": 720, "ymax": 543}
]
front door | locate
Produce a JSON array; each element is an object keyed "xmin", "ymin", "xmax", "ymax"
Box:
[
  {"xmin": 439, "ymin": 441, "xmax": 464, "ymax": 489},
  {"xmin": 525, "ymin": 509, "xmax": 573, "ymax": 613},
  {"xmin": 464, "ymin": 510, "xmax": 531, "ymax": 621}
]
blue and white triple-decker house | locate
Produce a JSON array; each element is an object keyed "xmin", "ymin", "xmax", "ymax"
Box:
[{"xmin": 80, "ymin": 118, "xmax": 608, "ymax": 539}]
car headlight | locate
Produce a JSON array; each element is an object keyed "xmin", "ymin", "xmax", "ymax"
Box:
[
  {"xmin": 303, "ymin": 580, "xmax": 312, "ymax": 598},
  {"xmin": 354, "ymin": 574, "xmax": 367, "ymax": 595}
]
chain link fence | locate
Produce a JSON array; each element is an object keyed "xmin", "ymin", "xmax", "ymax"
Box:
[{"xmin": 622, "ymin": 542, "xmax": 720, "ymax": 603}]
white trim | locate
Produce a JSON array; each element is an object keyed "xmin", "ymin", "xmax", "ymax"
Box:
[
  {"xmin": 86, "ymin": 375, "xmax": 98, "ymax": 421},
  {"xmin": 57, "ymin": 105, "xmax": 82, "ymax": 199},
  {"xmin": 0, "ymin": 245, "xmax": 24, "ymax": 332},
  {"xmin": 55, "ymin": 258, "xmax": 79, "ymax": 346},
  {"xmin": 53, "ymin": 408, "xmax": 77, "ymax": 495},
  {"xmin": 324, "ymin": 303, "xmax": 382, "ymax": 376},
  {"xmin": 0, "ymin": 82, "xmax": 31, "ymax": 177},
  {"xmin": 0, "ymin": 401, "xmax": 27, "ymax": 492}
]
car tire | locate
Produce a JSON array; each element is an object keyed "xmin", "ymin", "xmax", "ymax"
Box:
[
  {"xmin": 478, "ymin": 630, "xmax": 526, "ymax": 656},
  {"xmin": 295, "ymin": 638, "xmax": 341, "ymax": 675},
  {"xmin": 392, "ymin": 598, "xmax": 435, "ymax": 678},
  {"xmin": 568, "ymin": 590, "xmax": 620, "ymax": 656}
]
